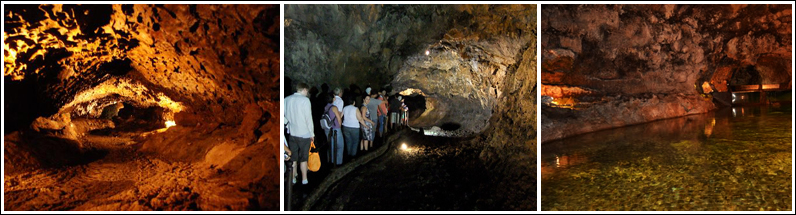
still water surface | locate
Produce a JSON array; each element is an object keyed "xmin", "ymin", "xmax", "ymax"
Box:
[{"xmin": 542, "ymin": 106, "xmax": 792, "ymax": 211}]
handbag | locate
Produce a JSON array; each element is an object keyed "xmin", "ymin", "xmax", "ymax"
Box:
[{"xmin": 308, "ymin": 140, "xmax": 321, "ymax": 172}]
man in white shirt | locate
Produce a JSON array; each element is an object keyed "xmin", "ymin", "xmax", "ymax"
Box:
[
  {"xmin": 333, "ymin": 87, "xmax": 344, "ymax": 111},
  {"xmin": 284, "ymin": 83, "xmax": 314, "ymax": 185}
]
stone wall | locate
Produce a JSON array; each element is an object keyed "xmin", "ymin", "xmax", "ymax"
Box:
[{"xmin": 541, "ymin": 4, "xmax": 792, "ymax": 142}]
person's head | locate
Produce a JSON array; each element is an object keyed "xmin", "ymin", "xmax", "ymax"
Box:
[
  {"xmin": 397, "ymin": 95, "xmax": 402, "ymax": 101},
  {"xmin": 370, "ymin": 91, "xmax": 379, "ymax": 98},
  {"xmin": 334, "ymin": 87, "xmax": 342, "ymax": 97},
  {"xmin": 326, "ymin": 93, "xmax": 335, "ymax": 104},
  {"xmin": 321, "ymin": 83, "xmax": 329, "ymax": 93},
  {"xmin": 295, "ymin": 83, "xmax": 309, "ymax": 96},
  {"xmin": 380, "ymin": 89, "xmax": 386, "ymax": 96},
  {"xmin": 362, "ymin": 95, "xmax": 370, "ymax": 105},
  {"xmin": 346, "ymin": 96, "xmax": 357, "ymax": 106},
  {"xmin": 365, "ymin": 87, "xmax": 371, "ymax": 95}
]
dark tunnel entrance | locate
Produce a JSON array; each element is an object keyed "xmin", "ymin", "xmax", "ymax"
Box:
[
  {"xmin": 402, "ymin": 94, "xmax": 426, "ymax": 121},
  {"xmin": 89, "ymin": 101, "xmax": 170, "ymax": 136}
]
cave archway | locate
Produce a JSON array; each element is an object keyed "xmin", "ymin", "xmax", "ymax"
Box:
[{"xmin": 4, "ymin": 4, "xmax": 280, "ymax": 210}]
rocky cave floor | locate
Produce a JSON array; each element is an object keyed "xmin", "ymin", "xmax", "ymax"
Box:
[
  {"xmin": 307, "ymin": 129, "xmax": 536, "ymax": 211},
  {"xmin": 4, "ymin": 120, "xmax": 278, "ymax": 211}
]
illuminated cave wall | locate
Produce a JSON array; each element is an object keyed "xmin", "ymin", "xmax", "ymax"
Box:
[
  {"xmin": 3, "ymin": 4, "xmax": 280, "ymax": 210},
  {"xmin": 5, "ymin": 4, "xmax": 279, "ymax": 132},
  {"xmin": 541, "ymin": 4, "xmax": 792, "ymax": 142}
]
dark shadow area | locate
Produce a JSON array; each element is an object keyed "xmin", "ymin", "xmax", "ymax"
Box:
[
  {"xmin": 440, "ymin": 122, "xmax": 461, "ymax": 131},
  {"xmin": 5, "ymin": 131, "xmax": 109, "ymax": 175},
  {"xmin": 402, "ymin": 94, "xmax": 426, "ymax": 119}
]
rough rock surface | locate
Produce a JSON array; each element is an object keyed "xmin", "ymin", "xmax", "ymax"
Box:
[
  {"xmin": 541, "ymin": 4, "xmax": 792, "ymax": 142},
  {"xmin": 4, "ymin": 4, "xmax": 279, "ymax": 210},
  {"xmin": 286, "ymin": 4, "xmax": 536, "ymax": 137},
  {"xmin": 286, "ymin": 4, "xmax": 537, "ymax": 209}
]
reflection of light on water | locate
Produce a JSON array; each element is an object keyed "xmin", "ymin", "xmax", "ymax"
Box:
[
  {"xmin": 704, "ymin": 118, "xmax": 716, "ymax": 137},
  {"xmin": 555, "ymin": 155, "xmax": 560, "ymax": 168}
]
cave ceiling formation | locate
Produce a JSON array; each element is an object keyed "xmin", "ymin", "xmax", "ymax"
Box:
[
  {"xmin": 4, "ymin": 4, "xmax": 280, "ymax": 210},
  {"xmin": 541, "ymin": 4, "xmax": 792, "ymax": 142},
  {"xmin": 285, "ymin": 4, "xmax": 537, "ymax": 137}
]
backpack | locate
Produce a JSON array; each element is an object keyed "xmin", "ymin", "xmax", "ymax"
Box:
[{"xmin": 320, "ymin": 105, "xmax": 334, "ymax": 130}]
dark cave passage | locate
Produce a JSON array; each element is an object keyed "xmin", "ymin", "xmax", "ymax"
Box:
[{"xmin": 285, "ymin": 4, "xmax": 538, "ymax": 211}]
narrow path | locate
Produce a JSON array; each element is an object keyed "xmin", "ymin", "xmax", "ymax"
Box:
[{"xmin": 308, "ymin": 130, "xmax": 529, "ymax": 210}]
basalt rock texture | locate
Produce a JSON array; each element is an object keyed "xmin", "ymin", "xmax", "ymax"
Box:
[
  {"xmin": 287, "ymin": 5, "xmax": 537, "ymax": 209},
  {"xmin": 286, "ymin": 4, "xmax": 536, "ymax": 138},
  {"xmin": 4, "ymin": 4, "xmax": 279, "ymax": 210},
  {"xmin": 541, "ymin": 4, "xmax": 792, "ymax": 142}
]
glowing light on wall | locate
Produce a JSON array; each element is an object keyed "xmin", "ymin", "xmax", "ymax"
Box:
[
  {"xmin": 165, "ymin": 120, "xmax": 176, "ymax": 128},
  {"xmin": 399, "ymin": 88, "xmax": 425, "ymax": 96},
  {"xmin": 701, "ymin": 82, "xmax": 713, "ymax": 93}
]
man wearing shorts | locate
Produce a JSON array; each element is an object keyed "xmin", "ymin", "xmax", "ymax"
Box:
[
  {"xmin": 389, "ymin": 95, "xmax": 402, "ymax": 130},
  {"xmin": 284, "ymin": 83, "xmax": 314, "ymax": 185}
]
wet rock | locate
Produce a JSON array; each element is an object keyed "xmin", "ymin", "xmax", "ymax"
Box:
[{"xmin": 541, "ymin": 4, "xmax": 791, "ymax": 142}]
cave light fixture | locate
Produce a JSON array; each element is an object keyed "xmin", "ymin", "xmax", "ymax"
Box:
[
  {"xmin": 165, "ymin": 120, "xmax": 177, "ymax": 128},
  {"xmin": 425, "ymin": 50, "xmax": 430, "ymax": 56},
  {"xmin": 399, "ymin": 88, "xmax": 425, "ymax": 96},
  {"xmin": 401, "ymin": 143, "xmax": 408, "ymax": 151}
]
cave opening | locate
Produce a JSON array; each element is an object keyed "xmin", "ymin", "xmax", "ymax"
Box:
[
  {"xmin": 88, "ymin": 101, "xmax": 171, "ymax": 135},
  {"xmin": 401, "ymin": 93, "xmax": 426, "ymax": 121}
]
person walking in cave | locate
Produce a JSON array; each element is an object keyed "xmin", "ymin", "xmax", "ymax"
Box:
[
  {"xmin": 401, "ymin": 98, "xmax": 408, "ymax": 126},
  {"xmin": 360, "ymin": 96, "xmax": 376, "ymax": 151},
  {"xmin": 389, "ymin": 95, "xmax": 402, "ymax": 131},
  {"xmin": 333, "ymin": 87, "xmax": 344, "ymax": 113},
  {"xmin": 323, "ymin": 93, "xmax": 344, "ymax": 166},
  {"xmin": 284, "ymin": 83, "xmax": 314, "ymax": 185},
  {"xmin": 342, "ymin": 96, "xmax": 368, "ymax": 158},
  {"xmin": 365, "ymin": 91, "xmax": 382, "ymax": 145},
  {"xmin": 377, "ymin": 90, "xmax": 388, "ymax": 138}
]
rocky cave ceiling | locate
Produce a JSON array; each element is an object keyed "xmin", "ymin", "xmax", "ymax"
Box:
[
  {"xmin": 3, "ymin": 4, "xmax": 280, "ymax": 210},
  {"xmin": 285, "ymin": 4, "xmax": 537, "ymax": 136},
  {"xmin": 540, "ymin": 4, "xmax": 792, "ymax": 142},
  {"xmin": 541, "ymin": 4, "xmax": 792, "ymax": 98}
]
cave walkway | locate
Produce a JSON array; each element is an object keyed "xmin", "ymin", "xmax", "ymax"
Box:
[{"xmin": 304, "ymin": 129, "xmax": 527, "ymax": 211}]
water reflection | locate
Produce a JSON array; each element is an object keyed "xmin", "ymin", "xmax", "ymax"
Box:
[{"xmin": 542, "ymin": 106, "xmax": 792, "ymax": 211}]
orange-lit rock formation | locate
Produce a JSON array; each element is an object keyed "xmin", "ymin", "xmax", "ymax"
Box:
[{"xmin": 4, "ymin": 4, "xmax": 279, "ymax": 210}]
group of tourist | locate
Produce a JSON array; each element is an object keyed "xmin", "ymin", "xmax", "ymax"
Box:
[{"xmin": 284, "ymin": 82, "xmax": 409, "ymax": 185}]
